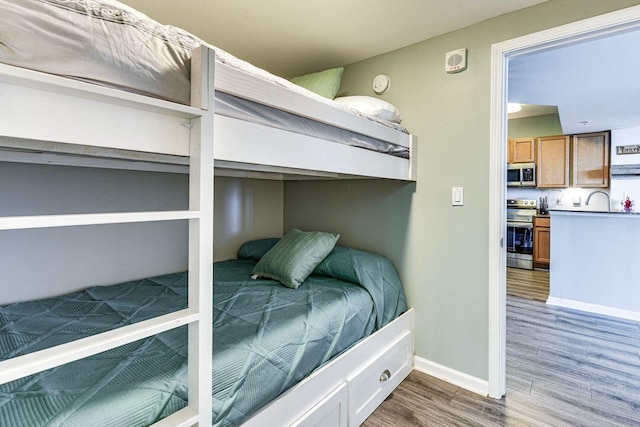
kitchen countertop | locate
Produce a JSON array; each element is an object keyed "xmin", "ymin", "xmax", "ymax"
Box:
[{"xmin": 549, "ymin": 208, "xmax": 640, "ymax": 217}]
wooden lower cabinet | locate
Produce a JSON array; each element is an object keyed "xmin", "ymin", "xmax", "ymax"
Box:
[{"xmin": 533, "ymin": 216, "xmax": 550, "ymax": 269}]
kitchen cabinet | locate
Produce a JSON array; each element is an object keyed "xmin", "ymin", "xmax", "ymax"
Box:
[
  {"xmin": 572, "ymin": 131, "xmax": 610, "ymax": 188},
  {"xmin": 533, "ymin": 216, "xmax": 550, "ymax": 269},
  {"xmin": 536, "ymin": 135, "xmax": 570, "ymax": 188},
  {"xmin": 508, "ymin": 137, "xmax": 535, "ymax": 163},
  {"xmin": 534, "ymin": 132, "xmax": 610, "ymax": 189}
]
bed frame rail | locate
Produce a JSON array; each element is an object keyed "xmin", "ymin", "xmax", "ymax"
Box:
[{"xmin": 0, "ymin": 62, "xmax": 201, "ymax": 157}]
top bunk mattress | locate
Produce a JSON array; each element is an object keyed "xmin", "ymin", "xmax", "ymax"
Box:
[{"xmin": 0, "ymin": 0, "xmax": 409, "ymax": 140}]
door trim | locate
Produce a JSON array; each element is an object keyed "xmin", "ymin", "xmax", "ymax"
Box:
[{"xmin": 488, "ymin": 5, "xmax": 640, "ymax": 399}]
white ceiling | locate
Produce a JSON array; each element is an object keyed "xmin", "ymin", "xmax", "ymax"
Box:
[
  {"xmin": 122, "ymin": 0, "xmax": 546, "ymax": 78},
  {"xmin": 509, "ymin": 29, "xmax": 640, "ymax": 134}
]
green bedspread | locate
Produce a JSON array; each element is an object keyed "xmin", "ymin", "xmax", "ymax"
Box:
[{"xmin": 0, "ymin": 242, "xmax": 407, "ymax": 426}]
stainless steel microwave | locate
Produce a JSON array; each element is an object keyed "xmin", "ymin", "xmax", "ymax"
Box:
[{"xmin": 507, "ymin": 163, "xmax": 536, "ymax": 187}]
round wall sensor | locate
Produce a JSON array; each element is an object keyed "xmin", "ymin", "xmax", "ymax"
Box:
[{"xmin": 372, "ymin": 74, "xmax": 391, "ymax": 94}]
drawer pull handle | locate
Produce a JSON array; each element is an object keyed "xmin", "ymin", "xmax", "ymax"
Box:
[{"xmin": 379, "ymin": 369, "xmax": 391, "ymax": 382}]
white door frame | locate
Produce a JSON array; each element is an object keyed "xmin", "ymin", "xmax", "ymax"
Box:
[{"xmin": 488, "ymin": 5, "xmax": 640, "ymax": 398}]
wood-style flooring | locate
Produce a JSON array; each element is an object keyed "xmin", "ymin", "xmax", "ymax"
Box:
[
  {"xmin": 507, "ymin": 267, "xmax": 549, "ymax": 302},
  {"xmin": 364, "ymin": 295, "xmax": 640, "ymax": 426}
]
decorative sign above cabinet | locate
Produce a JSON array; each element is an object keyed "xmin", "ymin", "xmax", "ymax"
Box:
[{"xmin": 616, "ymin": 144, "xmax": 640, "ymax": 155}]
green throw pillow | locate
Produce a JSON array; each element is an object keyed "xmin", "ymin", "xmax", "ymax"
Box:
[
  {"xmin": 238, "ymin": 238, "xmax": 281, "ymax": 262},
  {"xmin": 251, "ymin": 229, "xmax": 340, "ymax": 289},
  {"xmin": 290, "ymin": 67, "xmax": 344, "ymax": 99}
]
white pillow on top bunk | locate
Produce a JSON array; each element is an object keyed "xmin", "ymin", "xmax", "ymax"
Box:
[{"xmin": 334, "ymin": 96, "xmax": 403, "ymax": 124}]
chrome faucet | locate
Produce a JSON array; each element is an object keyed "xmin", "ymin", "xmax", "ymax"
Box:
[{"xmin": 585, "ymin": 190, "xmax": 611, "ymax": 211}]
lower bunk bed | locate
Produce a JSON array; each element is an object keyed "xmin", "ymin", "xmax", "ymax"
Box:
[{"xmin": 0, "ymin": 239, "xmax": 413, "ymax": 427}]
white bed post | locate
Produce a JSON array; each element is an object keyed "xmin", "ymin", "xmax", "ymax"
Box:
[
  {"xmin": 409, "ymin": 135, "xmax": 418, "ymax": 182},
  {"xmin": 188, "ymin": 45, "xmax": 215, "ymax": 426}
]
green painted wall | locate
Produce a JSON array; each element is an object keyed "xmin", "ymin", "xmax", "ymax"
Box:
[
  {"xmin": 508, "ymin": 114, "xmax": 563, "ymax": 139},
  {"xmin": 214, "ymin": 177, "xmax": 283, "ymax": 262},
  {"xmin": 284, "ymin": 0, "xmax": 640, "ymax": 382}
]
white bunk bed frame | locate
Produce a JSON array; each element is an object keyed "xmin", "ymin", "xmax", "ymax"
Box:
[{"xmin": 0, "ymin": 46, "xmax": 415, "ymax": 427}]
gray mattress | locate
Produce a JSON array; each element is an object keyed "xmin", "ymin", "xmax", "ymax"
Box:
[
  {"xmin": 0, "ymin": 0, "xmax": 409, "ymax": 158},
  {"xmin": 0, "ymin": 241, "xmax": 408, "ymax": 426}
]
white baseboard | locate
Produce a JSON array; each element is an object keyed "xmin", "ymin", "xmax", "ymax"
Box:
[
  {"xmin": 546, "ymin": 296, "xmax": 640, "ymax": 321},
  {"xmin": 413, "ymin": 356, "xmax": 489, "ymax": 397}
]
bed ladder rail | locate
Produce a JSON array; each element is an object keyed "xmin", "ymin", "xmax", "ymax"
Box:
[
  {"xmin": 0, "ymin": 309, "xmax": 199, "ymax": 385},
  {"xmin": 0, "ymin": 44, "xmax": 216, "ymax": 426}
]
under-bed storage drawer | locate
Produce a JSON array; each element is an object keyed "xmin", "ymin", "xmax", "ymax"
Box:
[
  {"xmin": 347, "ymin": 332, "xmax": 412, "ymax": 426},
  {"xmin": 291, "ymin": 383, "xmax": 347, "ymax": 427}
]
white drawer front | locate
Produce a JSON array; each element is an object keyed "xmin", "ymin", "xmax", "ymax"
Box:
[
  {"xmin": 347, "ymin": 332, "xmax": 412, "ymax": 426},
  {"xmin": 291, "ymin": 383, "xmax": 347, "ymax": 427}
]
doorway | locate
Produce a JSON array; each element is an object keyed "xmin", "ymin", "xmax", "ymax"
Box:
[{"xmin": 488, "ymin": 5, "xmax": 640, "ymax": 398}]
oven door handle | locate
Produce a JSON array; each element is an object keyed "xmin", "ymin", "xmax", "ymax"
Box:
[{"xmin": 507, "ymin": 222, "xmax": 533, "ymax": 229}]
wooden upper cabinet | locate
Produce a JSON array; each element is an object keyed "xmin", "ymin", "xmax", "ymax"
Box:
[
  {"xmin": 536, "ymin": 135, "xmax": 570, "ymax": 188},
  {"xmin": 572, "ymin": 131, "xmax": 610, "ymax": 188},
  {"xmin": 508, "ymin": 137, "xmax": 535, "ymax": 163}
]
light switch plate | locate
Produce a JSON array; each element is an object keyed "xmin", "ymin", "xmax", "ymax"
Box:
[{"xmin": 452, "ymin": 187, "xmax": 464, "ymax": 206}]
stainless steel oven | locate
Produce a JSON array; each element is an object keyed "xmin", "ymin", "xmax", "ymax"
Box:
[
  {"xmin": 507, "ymin": 163, "xmax": 536, "ymax": 187},
  {"xmin": 506, "ymin": 199, "xmax": 536, "ymax": 270}
]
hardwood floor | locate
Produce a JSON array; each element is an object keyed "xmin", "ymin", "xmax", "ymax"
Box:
[
  {"xmin": 507, "ymin": 267, "xmax": 549, "ymax": 302},
  {"xmin": 364, "ymin": 295, "xmax": 640, "ymax": 426}
]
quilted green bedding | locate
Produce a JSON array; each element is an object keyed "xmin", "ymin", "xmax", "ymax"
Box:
[{"xmin": 0, "ymin": 242, "xmax": 407, "ymax": 426}]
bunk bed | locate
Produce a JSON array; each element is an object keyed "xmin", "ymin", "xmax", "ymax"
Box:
[{"xmin": 0, "ymin": 1, "xmax": 417, "ymax": 426}]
